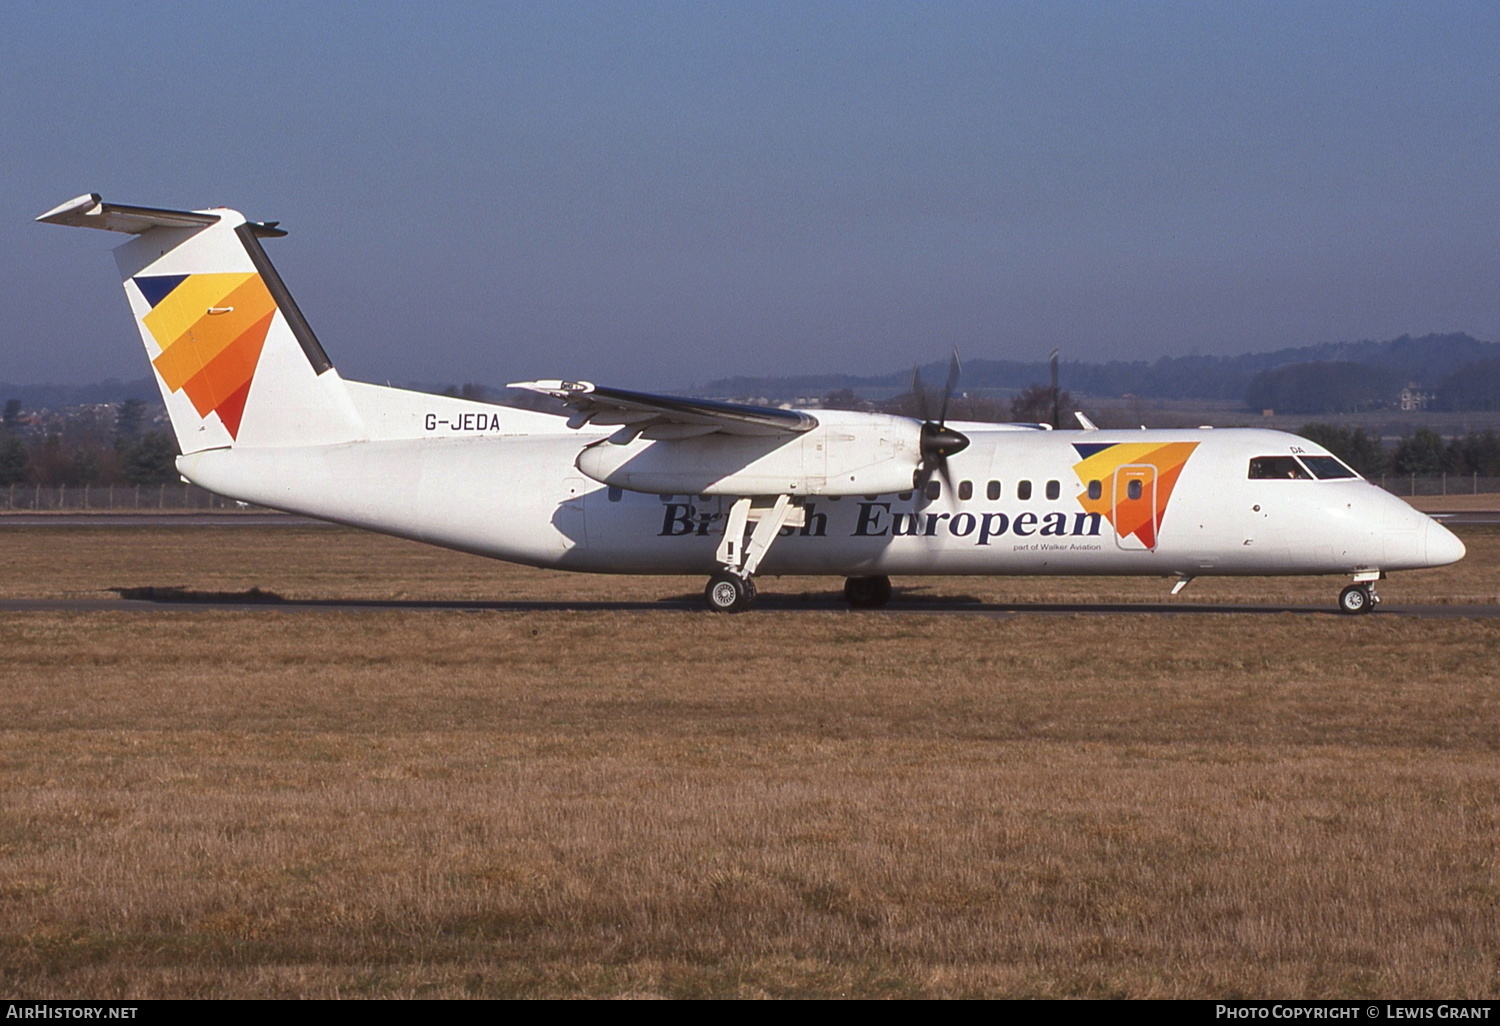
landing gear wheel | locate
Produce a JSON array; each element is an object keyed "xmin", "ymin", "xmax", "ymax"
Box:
[
  {"xmin": 705, "ymin": 572, "xmax": 755, "ymax": 613},
  {"xmin": 844, "ymin": 575, "xmax": 893, "ymax": 609},
  {"xmin": 1338, "ymin": 584, "xmax": 1374, "ymax": 615}
]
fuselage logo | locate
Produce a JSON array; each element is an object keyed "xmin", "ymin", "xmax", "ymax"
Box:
[{"xmin": 1071, "ymin": 441, "xmax": 1199, "ymax": 549}]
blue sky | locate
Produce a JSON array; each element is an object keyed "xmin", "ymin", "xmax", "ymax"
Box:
[{"xmin": 4, "ymin": 1, "xmax": 1498, "ymax": 389}]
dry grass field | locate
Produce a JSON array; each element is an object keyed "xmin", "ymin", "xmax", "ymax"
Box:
[{"xmin": 0, "ymin": 523, "xmax": 1497, "ymax": 998}]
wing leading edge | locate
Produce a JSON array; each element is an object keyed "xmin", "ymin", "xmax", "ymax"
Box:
[{"xmin": 509, "ymin": 380, "xmax": 818, "ymax": 440}]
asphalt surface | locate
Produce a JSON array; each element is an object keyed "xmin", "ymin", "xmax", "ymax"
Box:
[{"xmin": 0, "ymin": 514, "xmax": 330, "ymax": 526}]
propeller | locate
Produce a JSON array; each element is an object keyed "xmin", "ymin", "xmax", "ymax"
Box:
[{"xmin": 910, "ymin": 350, "xmax": 970, "ymax": 493}]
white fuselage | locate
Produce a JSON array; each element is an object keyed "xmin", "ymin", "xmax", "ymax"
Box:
[{"xmin": 176, "ymin": 385, "xmax": 1463, "ymax": 581}]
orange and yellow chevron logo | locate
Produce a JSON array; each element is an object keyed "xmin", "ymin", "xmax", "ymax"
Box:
[
  {"xmin": 1071, "ymin": 441, "xmax": 1199, "ymax": 549},
  {"xmin": 134, "ymin": 273, "xmax": 277, "ymax": 439}
]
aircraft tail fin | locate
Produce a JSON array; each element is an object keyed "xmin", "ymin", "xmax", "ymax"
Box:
[{"xmin": 38, "ymin": 194, "xmax": 364, "ymax": 453}]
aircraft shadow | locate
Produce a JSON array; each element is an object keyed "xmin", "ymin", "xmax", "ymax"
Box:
[
  {"xmin": 110, "ymin": 584, "xmax": 1334, "ymax": 616},
  {"xmin": 110, "ymin": 585, "xmax": 686, "ymax": 612}
]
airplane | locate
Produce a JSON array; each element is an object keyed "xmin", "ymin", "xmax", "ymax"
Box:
[{"xmin": 38, "ymin": 193, "xmax": 1466, "ymax": 615}]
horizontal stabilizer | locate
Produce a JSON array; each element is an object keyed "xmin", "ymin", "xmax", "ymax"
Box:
[{"xmin": 37, "ymin": 194, "xmax": 285, "ymax": 237}]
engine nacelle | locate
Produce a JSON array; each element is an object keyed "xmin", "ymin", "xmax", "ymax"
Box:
[{"xmin": 576, "ymin": 410, "xmax": 923, "ymax": 496}]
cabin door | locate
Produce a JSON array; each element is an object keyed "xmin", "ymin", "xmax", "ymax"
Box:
[
  {"xmin": 556, "ymin": 477, "xmax": 589, "ymax": 550},
  {"xmin": 1112, "ymin": 464, "xmax": 1158, "ymax": 551}
]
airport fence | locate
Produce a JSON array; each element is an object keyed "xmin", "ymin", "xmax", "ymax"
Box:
[
  {"xmin": 2, "ymin": 483, "xmax": 259, "ymax": 511},
  {"xmin": 1376, "ymin": 474, "xmax": 1500, "ymax": 497}
]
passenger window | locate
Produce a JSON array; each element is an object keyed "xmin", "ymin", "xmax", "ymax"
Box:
[
  {"xmin": 1127, "ymin": 480, "xmax": 1143, "ymax": 501},
  {"xmin": 925, "ymin": 480, "xmax": 941, "ymax": 501},
  {"xmin": 959, "ymin": 480, "xmax": 973, "ymax": 501},
  {"xmin": 1017, "ymin": 480, "xmax": 1032, "ymax": 501},
  {"xmin": 607, "ymin": 486, "xmax": 622, "ymax": 503},
  {"xmin": 1087, "ymin": 480, "xmax": 1102, "ymax": 501},
  {"xmin": 1046, "ymin": 480, "xmax": 1060, "ymax": 500},
  {"xmin": 898, "ymin": 491, "xmax": 912, "ymax": 501},
  {"xmin": 986, "ymin": 480, "xmax": 1001, "ymax": 501},
  {"xmin": 1248, "ymin": 456, "xmax": 1311, "ymax": 480}
]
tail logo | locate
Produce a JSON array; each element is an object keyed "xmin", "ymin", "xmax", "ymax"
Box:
[
  {"xmin": 1072, "ymin": 441, "xmax": 1199, "ymax": 549},
  {"xmin": 134, "ymin": 273, "xmax": 277, "ymax": 438}
]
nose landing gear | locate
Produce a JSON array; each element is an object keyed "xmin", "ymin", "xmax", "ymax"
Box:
[{"xmin": 1337, "ymin": 583, "xmax": 1379, "ymax": 615}]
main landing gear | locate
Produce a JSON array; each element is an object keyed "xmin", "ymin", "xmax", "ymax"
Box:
[
  {"xmin": 705, "ymin": 571, "xmax": 757, "ymax": 613},
  {"xmin": 843, "ymin": 575, "xmax": 892, "ymax": 608},
  {"xmin": 702, "ymin": 495, "xmax": 802, "ymax": 613}
]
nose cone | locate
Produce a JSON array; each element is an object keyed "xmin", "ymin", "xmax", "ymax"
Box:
[{"xmin": 1424, "ymin": 519, "xmax": 1467, "ymax": 567}]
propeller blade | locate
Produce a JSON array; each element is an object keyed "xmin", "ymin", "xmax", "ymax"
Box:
[
  {"xmin": 938, "ymin": 349, "xmax": 961, "ymax": 426},
  {"xmin": 923, "ymin": 350, "xmax": 969, "ymax": 459},
  {"xmin": 909, "ymin": 351, "xmax": 968, "ymax": 495},
  {"xmin": 935, "ymin": 449, "xmax": 956, "ymax": 495}
]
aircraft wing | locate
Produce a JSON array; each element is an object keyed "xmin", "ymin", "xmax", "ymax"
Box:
[{"xmin": 508, "ymin": 380, "xmax": 817, "ymax": 440}]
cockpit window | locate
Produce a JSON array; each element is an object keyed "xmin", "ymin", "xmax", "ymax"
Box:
[
  {"xmin": 1300, "ymin": 455, "xmax": 1358, "ymax": 480},
  {"xmin": 1248, "ymin": 456, "xmax": 1312, "ymax": 480}
]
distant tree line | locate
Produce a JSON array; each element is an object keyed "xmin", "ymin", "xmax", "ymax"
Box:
[
  {"xmin": 822, "ymin": 383, "xmax": 1079, "ymax": 426},
  {"xmin": 1433, "ymin": 359, "xmax": 1500, "ymax": 411},
  {"xmin": 1246, "ymin": 362, "xmax": 1396, "ymax": 414},
  {"xmin": 0, "ymin": 381, "xmax": 519, "ymax": 489},
  {"xmin": 0, "ymin": 398, "xmax": 179, "ymax": 487},
  {"xmin": 7, "ymin": 386, "xmax": 1499, "ymax": 493},
  {"xmin": 0, "ymin": 381, "xmax": 529, "ymax": 490},
  {"xmin": 0, "ymin": 377, "xmax": 158, "ymax": 411},
  {"xmin": 1247, "ymin": 359, "xmax": 1500, "ymax": 414},
  {"xmin": 708, "ymin": 334, "xmax": 1500, "ymax": 411},
  {"xmin": 1297, "ymin": 423, "xmax": 1500, "ymax": 478}
]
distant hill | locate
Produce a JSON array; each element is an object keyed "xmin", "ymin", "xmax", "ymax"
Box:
[
  {"xmin": 9, "ymin": 333, "xmax": 1498, "ymax": 414},
  {"xmin": 0, "ymin": 377, "xmax": 159, "ymax": 410},
  {"xmin": 700, "ymin": 333, "xmax": 1500, "ymax": 407}
]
